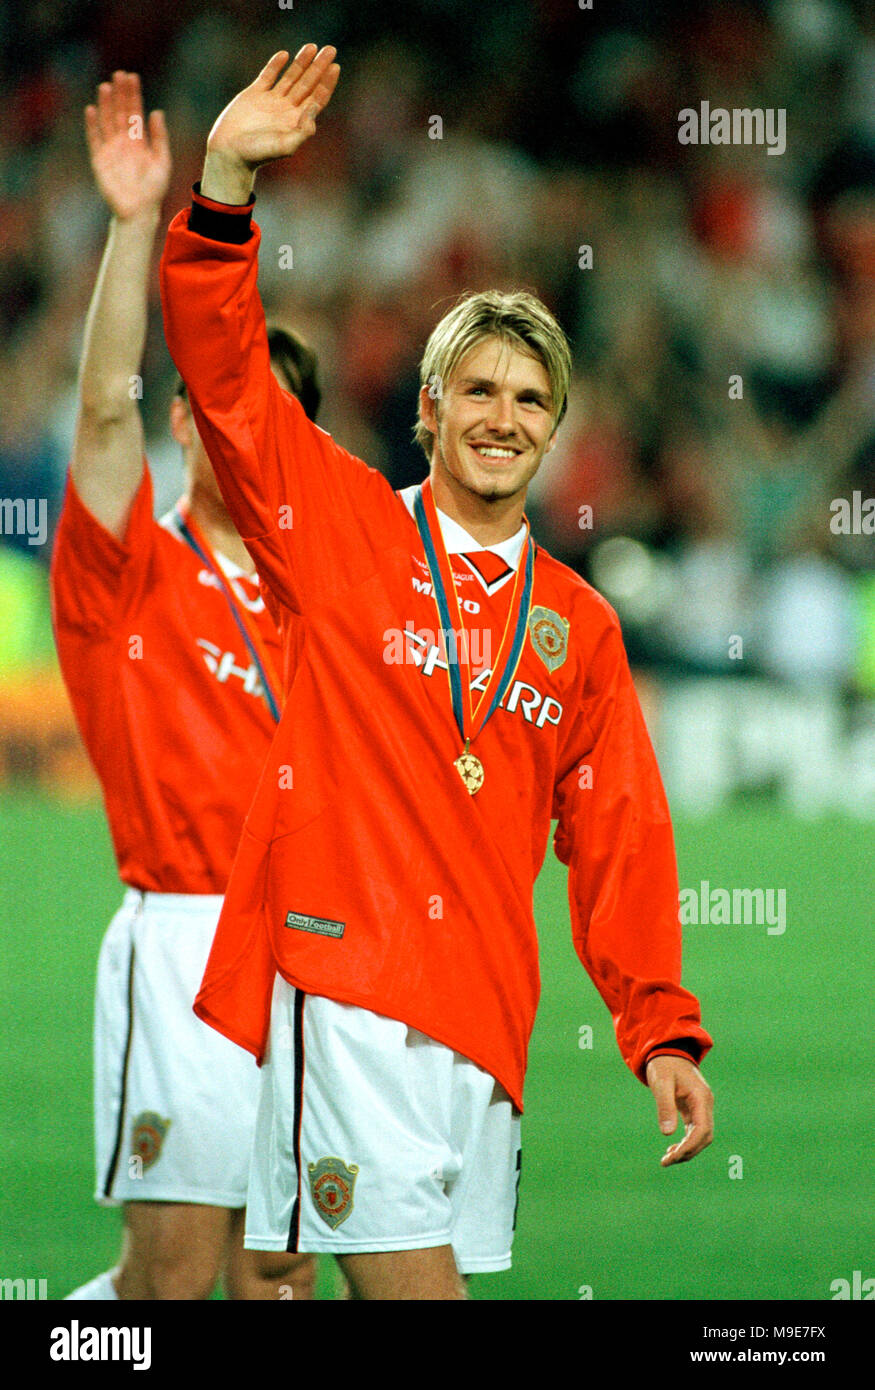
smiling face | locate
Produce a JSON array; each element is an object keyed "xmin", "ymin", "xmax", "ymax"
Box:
[{"xmin": 419, "ymin": 336, "xmax": 558, "ymax": 522}]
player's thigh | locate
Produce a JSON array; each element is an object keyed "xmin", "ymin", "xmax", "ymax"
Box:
[
  {"xmin": 339, "ymin": 1245, "xmax": 467, "ymax": 1301},
  {"xmin": 117, "ymin": 1201, "xmax": 233, "ymax": 1300}
]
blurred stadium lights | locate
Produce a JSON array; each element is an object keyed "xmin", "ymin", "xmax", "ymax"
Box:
[{"xmin": 588, "ymin": 535, "xmax": 678, "ymax": 624}]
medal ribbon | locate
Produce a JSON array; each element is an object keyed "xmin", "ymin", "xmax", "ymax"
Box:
[
  {"xmin": 172, "ymin": 502, "xmax": 283, "ymax": 724},
  {"xmin": 412, "ymin": 479, "xmax": 534, "ymax": 748}
]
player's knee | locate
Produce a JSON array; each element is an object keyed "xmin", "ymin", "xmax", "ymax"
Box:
[
  {"xmin": 274, "ymin": 1252, "xmax": 318, "ymax": 1300},
  {"xmin": 128, "ymin": 1244, "xmax": 220, "ymax": 1301},
  {"xmin": 338, "ymin": 1248, "xmax": 466, "ymax": 1301},
  {"xmin": 146, "ymin": 1263, "xmax": 217, "ymax": 1301},
  {"xmin": 227, "ymin": 1251, "xmax": 317, "ymax": 1301}
]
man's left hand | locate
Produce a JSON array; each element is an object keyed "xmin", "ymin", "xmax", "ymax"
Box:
[{"xmin": 645, "ymin": 1055, "xmax": 714, "ymax": 1166}]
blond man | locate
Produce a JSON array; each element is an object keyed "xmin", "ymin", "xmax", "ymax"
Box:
[{"xmin": 160, "ymin": 47, "xmax": 714, "ymax": 1300}]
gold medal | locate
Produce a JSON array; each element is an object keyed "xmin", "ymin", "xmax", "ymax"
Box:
[{"xmin": 454, "ymin": 744, "xmax": 484, "ymax": 795}]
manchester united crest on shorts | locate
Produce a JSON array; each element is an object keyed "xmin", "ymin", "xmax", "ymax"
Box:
[
  {"xmin": 130, "ymin": 1111, "xmax": 171, "ymax": 1171},
  {"xmin": 308, "ymin": 1156, "xmax": 359, "ymax": 1229},
  {"xmin": 528, "ymin": 606, "xmax": 570, "ymax": 672}
]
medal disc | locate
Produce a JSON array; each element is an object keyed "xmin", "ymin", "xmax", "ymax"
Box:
[{"xmin": 455, "ymin": 749, "xmax": 484, "ymax": 795}]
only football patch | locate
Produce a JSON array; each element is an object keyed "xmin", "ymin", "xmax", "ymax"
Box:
[
  {"xmin": 308, "ymin": 1156, "xmax": 359, "ymax": 1229},
  {"xmin": 285, "ymin": 911, "xmax": 345, "ymax": 939}
]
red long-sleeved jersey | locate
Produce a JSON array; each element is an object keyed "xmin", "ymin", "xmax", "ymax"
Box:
[
  {"xmin": 159, "ymin": 191, "xmax": 712, "ymax": 1110},
  {"xmin": 51, "ymin": 464, "xmax": 283, "ymax": 893}
]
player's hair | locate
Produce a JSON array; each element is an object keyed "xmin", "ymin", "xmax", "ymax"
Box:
[
  {"xmin": 175, "ymin": 322, "xmax": 322, "ymax": 422},
  {"xmin": 414, "ymin": 290, "xmax": 572, "ymax": 460}
]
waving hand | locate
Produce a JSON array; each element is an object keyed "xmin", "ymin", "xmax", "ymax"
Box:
[
  {"xmin": 208, "ymin": 47, "xmax": 339, "ymax": 169},
  {"xmin": 85, "ymin": 71, "xmax": 171, "ymax": 220}
]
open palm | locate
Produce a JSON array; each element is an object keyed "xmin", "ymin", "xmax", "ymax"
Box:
[
  {"xmin": 207, "ymin": 46, "xmax": 340, "ymax": 168},
  {"xmin": 85, "ymin": 71, "xmax": 172, "ymax": 220}
]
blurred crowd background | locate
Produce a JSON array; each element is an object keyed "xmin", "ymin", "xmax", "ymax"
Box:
[{"xmin": 1, "ymin": 0, "xmax": 874, "ymax": 811}]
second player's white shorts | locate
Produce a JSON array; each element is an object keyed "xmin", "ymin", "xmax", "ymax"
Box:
[
  {"xmin": 244, "ymin": 976, "xmax": 523, "ymax": 1273},
  {"xmin": 94, "ymin": 888, "xmax": 261, "ymax": 1208}
]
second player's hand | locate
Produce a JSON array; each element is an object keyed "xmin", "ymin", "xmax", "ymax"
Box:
[
  {"xmin": 205, "ymin": 46, "xmax": 339, "ymax": 190},
  {"xmin": 645, "ymin": 1055, "xmax": 714, "ymax": 1166},
  {"xmin": 85, "ymin": 72, "xmax": 171, "ymax": 221}
]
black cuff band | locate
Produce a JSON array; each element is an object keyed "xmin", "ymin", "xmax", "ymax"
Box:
[
  {"xmin": 646, "ymin": 1038, "xmax": 703, "ymax": 1066},
  {"xmin": 189, "ymin": 183, "xmax": 254, "ymax": 244}
]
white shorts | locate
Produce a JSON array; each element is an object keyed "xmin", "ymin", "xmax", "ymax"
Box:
[
  {"xmin": 94, "ymin": 889, "xmax": 261, "ymax": 1208},
  {"xmin": 244, "ymin": 976, "xmax": 523, "ymax": 1274}
]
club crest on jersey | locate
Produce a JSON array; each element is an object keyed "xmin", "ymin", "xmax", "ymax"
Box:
[
  {"xmin": 130, "ymin": 1111, "xmax": 171, "ymax": 1171},
  {"xmin": 308, "ymin": 1156, "xmax": 359, "ymax": 1229},
  {"xmin": 528, "ymin": 606, "xmax": 570, "ymax": 672}
]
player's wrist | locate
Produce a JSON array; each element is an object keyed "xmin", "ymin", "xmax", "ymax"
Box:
[
  {"xmin": 201, "ymin": 147, "xmax": 256, "ymax": 205},
  {"xmin": 108, "ymin": 205, "xmax": 162, "ymax": 232}
]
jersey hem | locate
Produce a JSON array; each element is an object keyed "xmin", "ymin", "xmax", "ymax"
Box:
[
  {"xmin": 193, "ymin": 998, "xmax": 264, "ymax": 1060},
  {"xmin": 275, "ymin": 970, "xmax": 526, "ymax": 1113},
  {"xmin": 119, "ymin": 888, "xmax": 226, "ymax": 912}
]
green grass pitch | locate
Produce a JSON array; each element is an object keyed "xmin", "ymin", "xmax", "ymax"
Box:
[{"xmin": 0, "ymin": 790, "xmax": 872, "ymax": 1300}]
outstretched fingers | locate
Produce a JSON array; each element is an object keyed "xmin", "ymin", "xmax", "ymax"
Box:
[
  {"xmin": 274, "ymin": 44, "xmax": 319, "ymax": 96},
  {"xmin": 110, "ymin": 71, "xmax": 132, "ymax": 137},
  {"xmin": 286, "ymin": 45, "xmax": 338, "ymax": 108},
  {"xmin": 122, "ymin": 71, "xmax": 144, "ymax": 122},
  {"xmin": 147, "ymin": 108, "xmax": 169, "ymax": 159},
  {"xmin": 90, "ymin": 70, "xmax": 143, "ymax": 148},
  {"xmin": 254, "ymin": 51, "xmax": 293, "ymax": 90},
  {"xmin": 309, "ymin": 62, "xmax": 341, "ymax": 118},
  {"xmin": 93, "ymin": 82, "xmax": 112, "ymax": 146},
  {"xmin": 84, "ymin": 102, "xmax": 101, "ymax": 159},
  {"xmin": 85, "ymin": 70, "xmax": 170, "ymax": 190}
]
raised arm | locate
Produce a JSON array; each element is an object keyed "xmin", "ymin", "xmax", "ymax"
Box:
[
  {"xmin": 71, "ymin": 72, "xmax": 171, "ymax": 538},
  {"xmin": 161, "ymin": 48, "xmax": 396, "ymax": 613}
]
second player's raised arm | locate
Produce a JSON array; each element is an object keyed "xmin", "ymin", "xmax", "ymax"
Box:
[
  {"xmin": 72, "ymin": 213, "xmax": 154, "ymax": 537},
  {"xmin": 72, "ymin": 72, "xmax": 171, "ymax": 539}
]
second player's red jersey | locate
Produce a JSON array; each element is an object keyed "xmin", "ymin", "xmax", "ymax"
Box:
[{"xmin": 50, "ymin": 466, "xmax": 285, "ymax": 894}]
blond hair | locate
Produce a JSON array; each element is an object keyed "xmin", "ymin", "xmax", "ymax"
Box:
[{"xmin": 414, "ymin": 290, "xmax": 572, "ymax": 459}]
